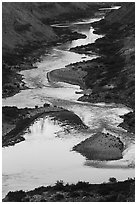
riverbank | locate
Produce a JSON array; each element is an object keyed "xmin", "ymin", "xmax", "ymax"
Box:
[
  {"xmin": 2, "ymin": 27, "xmax": 86, "ymax": 98},
  {"xmin": 49, "ymin": 3, "xmax": 135, "ymax": 134},
  {"xmin": 2, "ymin": 104, "xmax": 58, "ymax": 147},
  {"xmin": 47, "ymin": 65, "xmax": 87, "ymax": 89},
  {"xmin": 2, "ymin": 3, "xmax": 135, "ymax": 202},
  {"xmin": 3, "ymin": 2, "xmax": 113, "ymax": 98},
  {"xmin": 3, "ymin": 179, "xmax": 135, "ymax": 202},
  {"xmin": 2, "ymin": 104, "xmax": 89, "ymax": 147}
]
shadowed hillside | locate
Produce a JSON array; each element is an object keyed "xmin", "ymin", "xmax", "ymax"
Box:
[
  {"xmin": 2, "ymin": 2, "xmax": 113, "ymax": 97},
  {"xmin": 2, "ymin": 3, "xmax": 135, "ymax": 202},
  {"xmin": 2, "ymin": 2, "xmax": 109, "ymax": 55},
  {"xmin": 70, "ymin": 2, "xmax": 135, "ymax": 132}
]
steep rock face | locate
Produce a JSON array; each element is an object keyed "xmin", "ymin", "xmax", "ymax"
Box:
[
  {"xmin": 93, "ymin": 3, "xmax": 135, "ymax": 110},
  {"xmin": 76, "ymin": 3, "xmax": 135, "ymax": 109},
  {"xmin": 2, "ymin": 2, "xmax": 109, "ymax": 98},
  {"xmin": 105, "ymin": 2, "xmax": 135, "ymax": 25},
  {"xmin": 68, "ymin": 3, "xmax": 134, "ymax": 133},
  {"xmin": 2, "ymin": 3, "xmax": 57, "ymax": 54},
  {"xmin": 2, "ymin": 2, "xmax": 106, "ymax": 55}
]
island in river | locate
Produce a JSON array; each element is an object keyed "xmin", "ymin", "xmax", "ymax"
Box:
[{"xmin": 2, "ymin": 2, "xmax": 135, "ymax": 202}]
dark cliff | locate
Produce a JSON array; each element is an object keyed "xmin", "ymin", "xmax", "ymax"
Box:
[{"xmin": 2, "ymin": 2, "xmax": 107, "ymax": 56}]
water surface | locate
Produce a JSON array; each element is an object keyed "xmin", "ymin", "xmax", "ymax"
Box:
[{"xmin": 2, "ymin": 15, "xmax": 134, "ymax": 197}]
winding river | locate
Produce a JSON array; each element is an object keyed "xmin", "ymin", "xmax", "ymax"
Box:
[{"xmin": 2, "ymin": 13, "xmax": 135, "ymax": 197}]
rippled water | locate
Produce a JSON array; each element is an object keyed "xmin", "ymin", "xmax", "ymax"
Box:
[{"xmin": 2, "ymin": 15, "xmax": 135, "ymax": 197}]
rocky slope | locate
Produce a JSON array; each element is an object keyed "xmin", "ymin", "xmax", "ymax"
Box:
[
  {"xmin": 71, "ymin": 3, "xmax": 135, "ymax": 107},
  {"xmin": 3, "ymin": 179, "xmax": 135, "ymax": 202},
  {"xmin": 66, "ymin": 3, "xmax": 135, "ymax": 133},
  {"xmin": 2, "ymin": 3, "xmax": 135, "ymax": 202},
  {"xmin": 2, "ymin": 105, "xmax": 87, "ymax": 147},
  {"xmin": 84, "ymin": 3, "xmax": 135, "ymax": 133},
  {"xmin": 2, "ymin": 2, "xmax": 108, "ymax": 98},
  {"xmin": 2, "ymin": 2, "xmax": 109, "ymax": 57},
  {"xmin": 3, "ymin": 2, "xmax": 122, "ymax": 98}
]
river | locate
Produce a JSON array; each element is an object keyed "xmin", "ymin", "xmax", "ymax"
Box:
[{"xmin": 2, "ymin": 13, "xmax": 135, "ymax": 198}]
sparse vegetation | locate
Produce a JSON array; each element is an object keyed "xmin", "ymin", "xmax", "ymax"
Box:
[
  {"xmin": 3, "ymin": 179, "xmax": 135, "ymax": 202},
  {"xmin": 2, "ymin": 2, "xmax": 135, "ymax": 202}
]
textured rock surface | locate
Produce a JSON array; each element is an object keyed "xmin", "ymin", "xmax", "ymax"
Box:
[{"xmin": 73, "ymin": 133, "xmax": 124, "ymax": 161}]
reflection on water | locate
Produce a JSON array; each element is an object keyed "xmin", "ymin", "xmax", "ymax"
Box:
[
  {"xmin": 70, "ymin": 18, "xmax": 103, "ymax": 48},
  {"xmin": 2, "ymin": 15, "xmax": 134, "ymax": 197},
  {"xmin": 2, "ymin": 116, "xmax": 134, "ymax": 197},
  {"xmin": 70, "ymin": 27, "xmax": 100, "ymax": 48},
  {"xmin": 99, "ymin": 6, "xmax": 121, "ymax": 10}
]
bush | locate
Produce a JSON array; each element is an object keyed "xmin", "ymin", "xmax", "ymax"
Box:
[
  {"xmin": 54, "ymin": 180, "xmax": 64, "ymax": 190},
  {"xmin": 7, "ymin": 190, "xmax": 26, "ymax": 202},
  {"xmin": 54, "ymin": 193, "xmax": 64, "ymax": 201},
  {"xmin": 109, "ymin": 177, "xmax": 117, "ymax": 183},
  {"xmin": 69, "ymin": 191, "xmax": 80, "ymax": 198}
]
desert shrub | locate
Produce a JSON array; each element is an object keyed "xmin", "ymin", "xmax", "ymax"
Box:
[
  {"xmin": 7, "ymin": 190, "xmax": 26, "ymax": 202},
  {"xmin": 75, "ymin": 181, "xmax": 90, "ymax": 190},
  {"xmin": 2, "ymin": 107, "xmax": 20, "ymax": 119},
  {"xmin": 109, "ymin": 177, "xmax": 117, "ymax": 183},
  {"xmin": 104, "ymin": 193, "xmax": 118, "ymax": 202},
  {"xmin": 105, "ymin": 93, "xmax": 111, "ymax": 100},
  {"xmin": 40, "ymin": 198, "xmax": 47, "ymax": 202},
  {"xmin": 54, "ymin": 180, "xmax": 64, "ymax": 190},
  {"xmin": 69, "ymin": 191, "xmax": 80, "ymax": 198},
  {"xmin": 31, "ymin": 186, "xmax": 46, "ymax": 195},
  {"xmin": 53, "ymin": 193, "xmax": 64, "ymax": 201},
  {"xmin": 116, "ymin": 193, "xmax": 126, "ymax": 202}
]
